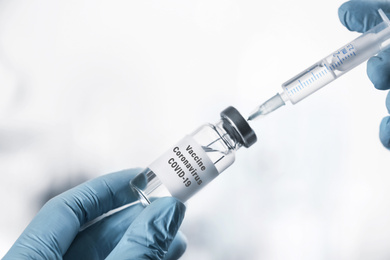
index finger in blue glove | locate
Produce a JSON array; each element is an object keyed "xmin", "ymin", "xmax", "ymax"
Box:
[
  {"xmin": 367, "ymin": 49, "xmax": 390, "ymax": 90},
  {"xmin": 63, "ymin": 203, "xmax": 187, "ymax": 260},
  {"xmin": 379, "ymin": 91, "xmax": 390, "ymax": 149},
  {"xmin": 380, "ymin": 115, "xmax": 390, "ymax": 149},
  {"xmin": 386, "ymin": 90, "xmax": 390, "ymax": 113},
  {"xmin": 338, "ymin": 1, "xmax": 390, "ymax": 33},
  {"xmin": 4, "ymin": 168, "xmax": 143, "ymax": 259},
  {"xmin": 106, "ymin": 197, "xmax": 186, "ymax": 260},
  {"xmin": 63, "ymin": 203, "xmax": 145, "ymax": 259},
  {"xmin": 164, "ymin": 231, "xmax": 187, "ymax": 260}
]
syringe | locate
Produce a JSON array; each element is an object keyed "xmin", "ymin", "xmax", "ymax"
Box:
[{"xmin": 248, "ymin": 9, "xmax": 390, "ymax": 121}]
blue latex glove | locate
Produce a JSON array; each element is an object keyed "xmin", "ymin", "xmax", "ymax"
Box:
[
  {"xmin": 339, "ymin": 1, "xmax": 390, "ymax": 148},
  {"xmin": 3, "ymin": 169, "xmax": 187, "ymax": 260}
]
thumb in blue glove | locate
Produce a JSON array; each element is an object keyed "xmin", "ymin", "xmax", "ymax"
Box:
[
  {"xmin": 338, "ymin": 1, "xmax": 390, "ymax": 149},
  {"xmin": 3, "ymin": 169, "xmax": 187, "ymax": 260}
]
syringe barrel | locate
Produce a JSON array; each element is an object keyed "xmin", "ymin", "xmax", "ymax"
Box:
[{"xmin": 282, "ymin": 13, "xmax": 390, "ymax": 104}]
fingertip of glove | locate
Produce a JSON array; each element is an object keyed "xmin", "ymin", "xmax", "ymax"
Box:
[
  {"xmin": 386, "ymin": 92, "xmax": 390, "ymax": 113},
  {"xmin": 367, "ymin": 56, "xmax": 390, "ymax": 90},
  {"xmin": 164, "ymin": 231, "xmax": 188, "ymax": 260},
  {"xmin": 154, "ymin": 197, "xmax": 186, "ymax": 225},
  {"xmin": 379, "ymin": 116, "xmax": 390, "ymax": 149},
  {"xmin": 175, "ymin": 231, "xmax": 188, "ymax": 252},
  {"xmin": 136, "ymin": 198, "xmax": 186, "ymax": 258},
  {"xmin": 108, "ymin": 197, "xmax": 186, "ymax": 259},
  {"xmin": 338, "ymin": 2, "xmax": 351, "ymax": 30},
  {"xmin": 337, "ymin": 1, "xmax": 383, "ymax": 32},
  {"xmin": 148, "ymin": 197, "xmax": 186, "ymax": 234}
]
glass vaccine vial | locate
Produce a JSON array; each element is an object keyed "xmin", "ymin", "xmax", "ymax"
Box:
[{"xmin": 130, "ymin": 106, "xmax": 257, "ymax": 205}]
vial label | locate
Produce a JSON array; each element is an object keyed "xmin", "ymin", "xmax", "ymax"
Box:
[{"xmin": 149, "ymin": 135, "xmax": 219, "ymax": 202}]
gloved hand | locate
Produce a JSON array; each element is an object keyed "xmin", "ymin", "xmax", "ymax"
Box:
[
  {"xmin": 3, "ymin": 169, "xmax": 187, "ymax": 260},
  {"xmin": 338, "ymin": 1, "xmax": 390, "ymax": 148}
]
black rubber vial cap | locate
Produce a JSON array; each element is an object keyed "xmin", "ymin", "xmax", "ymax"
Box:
[{"xmin": 220, "ymin": 106, "xmax": 257, "ymax": 148}]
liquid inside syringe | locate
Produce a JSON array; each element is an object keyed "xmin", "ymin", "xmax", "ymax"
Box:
[{"xmin": 248, "ymin": 9, "xmax": 390, "ymax": 121}]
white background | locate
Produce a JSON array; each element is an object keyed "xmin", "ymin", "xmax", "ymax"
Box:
[{"xmin": 0, "ymin": 0, "xmax": 389, "ymax": 259}]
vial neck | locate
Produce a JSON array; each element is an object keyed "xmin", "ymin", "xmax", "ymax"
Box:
[{"xmin": 214, "ymin": 120, "xmax": 242, "ymax": 151}]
